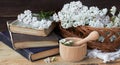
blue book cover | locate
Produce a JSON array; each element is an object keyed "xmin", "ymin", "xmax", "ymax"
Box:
[{"xmin": 0, "ymin": 31, "xmax": 59, "ymax": 61}]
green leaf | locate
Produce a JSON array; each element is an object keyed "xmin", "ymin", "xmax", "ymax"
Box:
[{"xmin": 38, "ymin": 11, "xmax": 55, "ymax": 19}]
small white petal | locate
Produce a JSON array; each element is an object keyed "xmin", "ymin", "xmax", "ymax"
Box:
[{"xmin": 110, "ymin": 6, "xmax": 116, "ymax": 16}]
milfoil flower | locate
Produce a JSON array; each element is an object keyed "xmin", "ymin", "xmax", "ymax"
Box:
[
  {"xmin": 53, "ymin": 1, "xmax": 120, "ymax": 28},
  {"xmin": 110, "ymin": 6, "xmax": 116, "ymax": 16}
]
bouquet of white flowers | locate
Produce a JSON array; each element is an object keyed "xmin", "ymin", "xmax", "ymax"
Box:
[
  {"xmin": 8, "ymin": 10, "xmax": 55, "ymax": 36},
  {"xmin": 53, "ymin": 1, "xmax": 120, "ymax": 28},
  {"xmin": 53, "ymin": 1, "xmax": 120, "ymax": 52}
]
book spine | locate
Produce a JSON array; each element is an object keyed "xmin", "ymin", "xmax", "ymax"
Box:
[{"xmin": 0, "ymin": 32, "xmax": 32, "ymax": 61}]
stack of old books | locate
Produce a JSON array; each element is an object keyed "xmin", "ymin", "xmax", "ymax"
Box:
[{"xmin": 0, "ymin": 10, "xmax": 59, "ymax": 61}]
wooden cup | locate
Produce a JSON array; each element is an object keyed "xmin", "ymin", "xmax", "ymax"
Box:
[{"xmin": 59, "ymin": 38, "xmax": 87, "ymax": 62}]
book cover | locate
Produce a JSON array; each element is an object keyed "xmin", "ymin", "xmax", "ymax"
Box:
[
  {"xmin": 10, "ymin": 32, "xmax": 59, "ymax": 49},
  {"xmin": 7, "ymin": 21, "xmax": 59, "ymax": 49},
  {"xmin": 0, "ymin": 31, "xmax": 59, "ymax": 61}
]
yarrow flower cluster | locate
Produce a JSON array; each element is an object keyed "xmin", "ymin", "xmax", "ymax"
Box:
[
  {"xmin": 53, "ymin": 1, "xmax": 120, "ymax": 29},
  {"xmin": 17, "ymin": 10, "xmax": 53, "ymax": 30},
  {"xmin": 59, "ymin": 39, "xmax": 73, "ymax": 46},
  {"xmin": 44, "ymin": 57, "xmax": 56, "ymax": 63}
]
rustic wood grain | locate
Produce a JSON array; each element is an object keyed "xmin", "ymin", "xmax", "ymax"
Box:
[
  {"xmin": 0, "ymin": 0, "xmax": 73, "ymax": 17},
  {"xmin": 0, "ymin": 0, "xmax": 119, "ymax": 17},
  {"xmin": 0, "ymin": 41, "xmax": 120, "ymax": 65},
  {"xmin": 0, "ymin": 17, "xmax": 16, "ymax": 31},
  {"xmin": 0, "ymin": 0, "xmax": 119, "ymax": 31}
]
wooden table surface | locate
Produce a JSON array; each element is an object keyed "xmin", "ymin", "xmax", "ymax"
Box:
[
  {"xmin": 0, "ymin": 0, "xmax": 119, "ymax": 65},
  {"xmin": 1, "ymin": 41, "xmax": 120, "ymax": 65}
]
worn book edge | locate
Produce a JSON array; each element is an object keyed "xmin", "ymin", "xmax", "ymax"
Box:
[
  {"xmin": 0, "ymin": 31, "xmax": 59, "ymax": 61},
  {"xmin": 14, "ymin": 41, "xmax": 58, "ymax": 49},
  {"xmin": 7, "ymin": 21, "xmax": 59, "ymax": 49},
  {"xmin": 9, "ymin": 20, "xmax": 56, "ymax": 36}
]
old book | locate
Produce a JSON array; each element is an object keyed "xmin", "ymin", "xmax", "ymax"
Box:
[
  {"xmin": 8, "ymin": 20, "xmax": 55, "ymax": 36},
  {"xmin": 10, "ymin": 32, "xmax": 59, "ymax": 49},
  {"xmin": 0, "ymin": 31, "xmax": 59, "ymax": 61},
  {"xmin": 6, "ymin": 21, "xmax": 59, "ymax": 49}
]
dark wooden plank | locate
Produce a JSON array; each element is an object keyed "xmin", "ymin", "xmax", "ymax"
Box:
[
  {"xmin": 0, "ymin": 17, "xmax": 16, "ymax": 31},
  {"xmin": 0, "ymin": 0, "xmax": 120, "ymax": 31},
  {"xmin": 0, "ymin": 0, "xmax": 119, "ymax": 17},
  {"xmin": 0, "ymin": 0, "xmax": 73, "ymax": 17}
]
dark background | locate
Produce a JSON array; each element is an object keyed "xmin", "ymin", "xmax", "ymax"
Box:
[{"xmin": 0, "ymin": 0, "xmax": 120, "ymax": 31}]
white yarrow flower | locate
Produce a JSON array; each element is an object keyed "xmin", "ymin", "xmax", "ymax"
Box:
[
  {"xmin": 106, "ymin": 22, "xmax": 113, "ymax": 28},
  {"xmin": 110, "ymin": 6, "xmax": 116, "ymax": 16},
  {"xmin": 59, "ymin": 39, "xmax": 66, "ymax": 44},
  {"xmin": 17, "ymin": 15, "xmax": 22, "ymax": 22},
  {"xmin": 93, "ymin": 20, "xmax": 104, "ymax": 28},
  {"xmin": 24, "ymin": 10, "xmax": 32, "ymax": 15},
  {"xmin": 53, "ymin": 1, "xmax": 119, "ymax": 28},
  {"xmin": 113, "ymin": 17, "xmax": 120, "ymax": 27},
  {"xmin": 62, "ymin": 3, "xmax": 70, "ymax": 11},
  {"xmin": 99, "ymin": 8, "xmax": 108, "ymax": 16},
  {"xmin": 89, "ymin": 20, "xmax": 95, "ymax": 27},
  {"xmin": 17, "ymin": 14, "xmax": 26, "ymax": 22},
  {"xmin": 118, "ymin": 12, "xmax": 120, "ymax": 18},
  {"xmin": 102, "ymin": 8, "xmax": 108, "ymax": 15},
  {"xmin": 53, "ymin": 13, "xmax": 59, "ymax": 22},
  {"xmin": 31, "ymin": 21, "xmax": 40, "ymax": 28},
  {"xmin": 17, "ymin": 10, "xmax": 53, "ymax": 29},
  {"xmin": 44, "ymin": 57, "xmax": 51, "ymax": 63},
  {"xmin": 32, "ymin": 17, "xmax": 37, "ymax": 22},
  {"xmin": 61, "ymin": 23, "xmax": 71, "ymax": 29},
  {"xmin": 23, "ymin": 17, "xmax": 30, "ymax": 24}
]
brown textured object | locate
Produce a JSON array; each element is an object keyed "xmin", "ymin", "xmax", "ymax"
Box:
[
  {"xmin": 56, "ymin": 0, "xmax": 120, "ymax": 52},
  {"xmin": 8, "ymin": 20, "xmax": 56, "ymax": 37},
  {"xmin": 59, "ymin": 38, "xmax": 87, "ymax": 62},
  {"xmin": 58, "ymin": 23, "xmax": 120, "ymax": 52}
]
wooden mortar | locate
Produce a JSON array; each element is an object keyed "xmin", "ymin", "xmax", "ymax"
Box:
[
  {"xmin": 59, "ymin": 38, "xmax": 87, "ymax": 62},
  {"xmin": 59, "ymin": 31, "xmax": 99, "ymax": 62}
]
